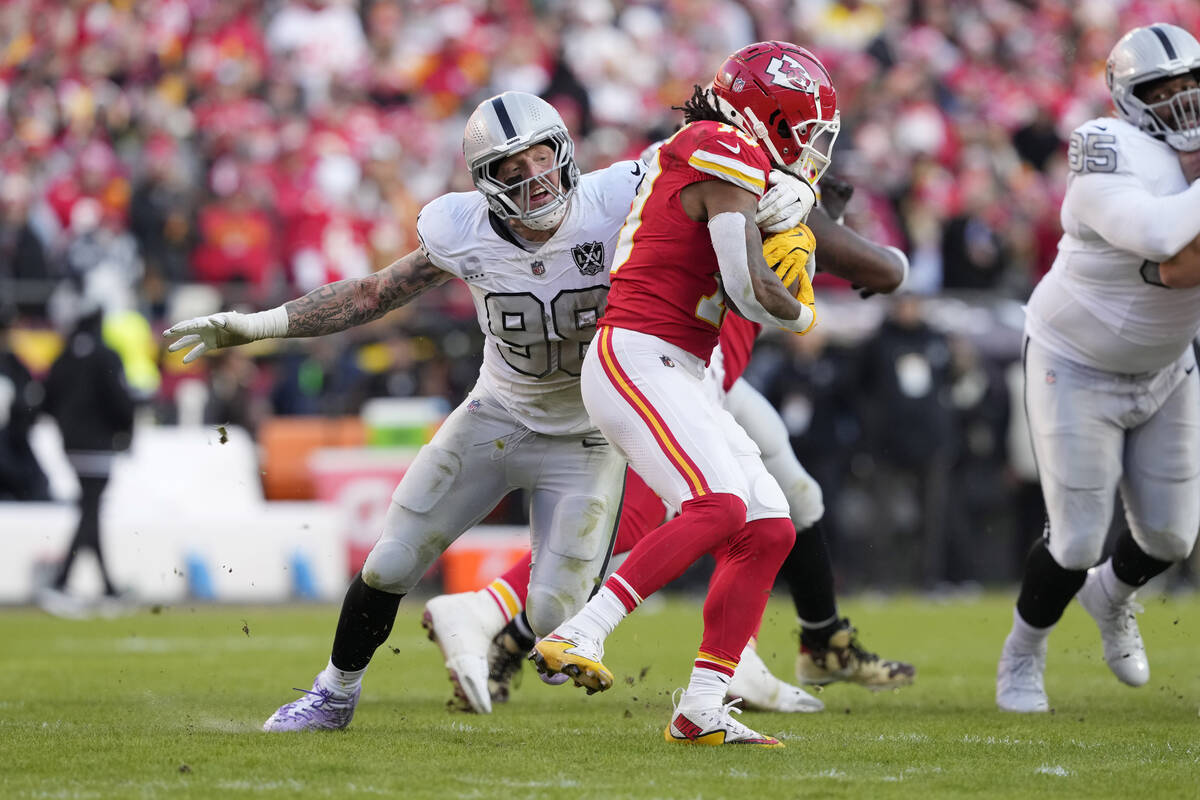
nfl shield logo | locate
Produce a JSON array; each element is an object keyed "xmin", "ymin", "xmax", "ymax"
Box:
[
  {"xmin": 571, "ymin": 241, "xmax": 605, "ymax": 276},
  {"xmin": 1045, "ymin": 370, "xmax": 1056, "ymax": 385},
  {"xmin": 531, "ymin": 260, "xmax": 545, "ymax": 276},
  {"xmin": 660, "ymin": 355, "xmax": 675, "ymax": 368}
]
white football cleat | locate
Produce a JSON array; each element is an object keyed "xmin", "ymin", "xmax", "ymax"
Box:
[
  {"xmin": 664, "ymin": 689, "xmax": 783, "ymax": 747},
  {"xmin": 422, "ymin": 591, "xmax": 506, "ymax": 713},
  {"xmin": 996, "ymin": 634, "xmax": 1049, "ymax": 713},
  {"xmin": 1076, "ymin": 568, "xmax": 1149, "ymax": 687},
  {"xmin": 727, "ymin": 643, "xmax": 824, "ymax": 713}
]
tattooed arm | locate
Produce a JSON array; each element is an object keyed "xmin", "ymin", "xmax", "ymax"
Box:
[
  {"xmin": 285, "ymin": 249, "xmax": 451, "ymax": 336},
  {"xmin": 164, "ymin": 249, "xmax": 452, "ymax": 363}
]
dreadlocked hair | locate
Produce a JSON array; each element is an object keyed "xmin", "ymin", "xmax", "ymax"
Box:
[{"xmin": 674, "ymin": 84, "xmax": 728, "ymax": 124}]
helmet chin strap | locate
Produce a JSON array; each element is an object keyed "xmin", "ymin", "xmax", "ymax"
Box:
[{"xmin": 740, "ymin": 105, "xmax": 789, "ymax": 168}]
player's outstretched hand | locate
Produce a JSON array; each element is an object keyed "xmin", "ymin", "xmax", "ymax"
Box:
[
  {"xmin": 763, "ymin": 224, "xmax": 816, "ymax": 306},
  {"xmin": 756, "ymin": 170, "xmax": 817, "ymax": 233},
  {"xmin": 164, "ymin": 308, "xmax": 286, "ymax": 363}
]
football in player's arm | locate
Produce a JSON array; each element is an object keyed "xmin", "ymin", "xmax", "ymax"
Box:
[{"xmin": 682, "ymin": 175, "xmax": 813, "ymax": 329}]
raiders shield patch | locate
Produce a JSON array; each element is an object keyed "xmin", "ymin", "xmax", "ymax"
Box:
[{"xmin": 571, "ymin": 241, "xmax": 605, "ymax": 276}]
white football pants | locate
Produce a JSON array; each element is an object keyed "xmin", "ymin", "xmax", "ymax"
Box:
[
  {"xmin": 361, "ymin": 384, "xmax": 626, "ymax": 636},
  {"xmin": 580, "ymin": 325, "xmax": 789, "ymax": 522},
  {"xmin": 1024, "ymin": 336, "xmax": 1200, "ymax": 569}
]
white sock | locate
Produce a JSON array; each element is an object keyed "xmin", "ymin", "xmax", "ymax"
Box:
[
  {"xmin": 1007, "ymin": 607, "xmax": 1052, "ymax": 653},
  {"xmin": 469, "ymin": 588, "xmax": 508, "ymax": 631},
  {"xmin": 681, "ymin": 666, "xmax": 732, "ymax": 711},
  {"xmin": 560, "ymin": 586, "xmax": 628, "ymax": 643},
  {"xmin": 319, "ymin": 659, "xmax": 366, "ymax": 698},
  {"xmin": 1097, "ymin": 559, "xmax": 1138, "ymax": 603}
]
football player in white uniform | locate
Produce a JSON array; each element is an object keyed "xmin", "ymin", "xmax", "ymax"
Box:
[
  {"xmin": 164, "ymin": 91, "xmax": 812, "ymax": 730},
  {"xmin": 997, "ymin": 24, "xmax": 1200, "ymax": 713}
]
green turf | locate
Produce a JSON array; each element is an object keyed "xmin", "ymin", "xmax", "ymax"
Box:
[{"xmin": 2, "ymin": 591, "xmax": 1198, "ymax": 799}]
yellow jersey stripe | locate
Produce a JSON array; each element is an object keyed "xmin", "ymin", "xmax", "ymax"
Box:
[{"xmin": 688, "ymin": 151, "xmax": 766, "ymax": 194}]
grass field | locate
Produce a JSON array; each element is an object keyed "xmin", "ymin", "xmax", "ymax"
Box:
[{"xmin": 2, "ymin": 590, "xmax": 1199, "ymax": 799}]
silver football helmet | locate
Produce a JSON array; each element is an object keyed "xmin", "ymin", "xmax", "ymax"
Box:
[
  {"xmin": 1106, "ymin": 24, "xmax": 1200, "ymax": 152},
  {"xmin": 463, "ymin": 91, "xmax": 580, "ymax": 230}
]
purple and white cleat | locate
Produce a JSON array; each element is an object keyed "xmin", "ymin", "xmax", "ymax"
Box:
[{"xmin": 262, "ymin": 679, "xmax": 360, "ymax": 732}]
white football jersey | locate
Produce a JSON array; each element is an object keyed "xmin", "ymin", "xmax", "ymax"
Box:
[
  {"xmin": 1026, "ymin": 117, "xmax": 1200, "ymax": 373},
  {"xmin": 417, "ymin": 161, "xmax": 644, "ymax": 435}
]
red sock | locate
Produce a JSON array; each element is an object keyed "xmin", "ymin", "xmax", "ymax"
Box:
[
  {"xmin": 698, "ymin": 517, "xmax": 795, "ymax": 665},
  {"xmin": 613, "ymin": 493, "xmax": 746, "ymax": 600},
  {"xmin": 482, "ymin": 553, "xmax": 532, "ymax": 620}
]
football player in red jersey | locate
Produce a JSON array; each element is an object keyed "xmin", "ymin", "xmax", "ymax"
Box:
[
  {"xmin": 530, "ymin": 41, "xmax": 846, "ymax": 747},
  {"xmin": 427, "ymin": 288, "xmax": 916, "ymax": 717}
]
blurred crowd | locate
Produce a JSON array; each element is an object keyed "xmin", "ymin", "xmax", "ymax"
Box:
[{"xmin": 4, "ymin": 0, "xmax": 1200, "ymax": 587}]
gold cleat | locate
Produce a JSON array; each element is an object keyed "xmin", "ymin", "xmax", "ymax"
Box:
[
  {"xmin": 530, "ymin": 635, "xmax": 614, "ymax": 694},
  {"xmin": 796, "ymin": 618, "xmax": 915, "ymax": 691}
]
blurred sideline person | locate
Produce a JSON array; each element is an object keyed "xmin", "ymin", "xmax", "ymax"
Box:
[
  {"xmin": 0, "ymin": 305, "xmax": 50, "ymax": 502},
  {"xmin": 997, "ymin": 24, "xmax": 1200, "ymax": 713},
  {"xmin": 423, "ymin": 203, "xmax": 914, "ymax": 716},
  {"xmin": 857, "ymin": 293, "xmax": 955, "ymax": 588},
  {"xmin": 164, "ymin": 91, "xmax": 813, "ymax": 730},
  {"xmin": 530, "ymin": 41, "xmax": 848, "ymax": 747},
  {"xmin": 36, "ymin": 303, "xmax": 135, "ymax": 618}
]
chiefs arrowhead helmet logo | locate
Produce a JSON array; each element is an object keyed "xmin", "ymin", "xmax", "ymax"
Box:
[{"xmin": 765, "ymin": 55, "xmax": 816, "ymax": 93}]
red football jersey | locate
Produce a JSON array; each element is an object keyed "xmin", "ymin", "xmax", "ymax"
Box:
[
  {"xmin": 600, "ymin": 120, "xmax": 771, "ymax": 362},
  {"xmin": 718, "ymin": 314, "xmax": 762, "ymax": 391}
]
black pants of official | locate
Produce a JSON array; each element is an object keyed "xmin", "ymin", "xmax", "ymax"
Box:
[{"xmin": 54, "ymin": 474, "xmax": 117, "ymax": 595}]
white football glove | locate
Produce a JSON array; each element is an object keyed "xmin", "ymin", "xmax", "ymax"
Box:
[
  {"xmin": 755, "ymin": 170, "xmax": 817, "ymax": 234},
  {"xmin": 164, "ymin": 307, "xmax": 288, "ymax": 363}
]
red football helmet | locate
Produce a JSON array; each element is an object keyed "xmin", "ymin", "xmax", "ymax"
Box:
[{"xmin": 710, "ymin": 41, "xmax": 840, "ymax": 183}]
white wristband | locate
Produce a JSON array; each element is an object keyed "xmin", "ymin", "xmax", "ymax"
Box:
[
  {"xmin": 245, "ymin": 306, "xmax": 289, "ymax": 339},
  {"xmin": 884, "ymin": 246, "xmax": 910, "ymax": 292}
]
